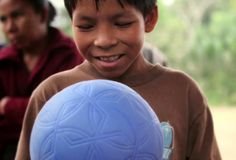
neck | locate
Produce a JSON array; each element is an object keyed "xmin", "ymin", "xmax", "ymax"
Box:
[
  {"xmin": 82, "ymin": 54, "xmax": 155, "ymax": 86},
  {"xmin": 114, "ymin": 55, "xmax": 155, "ymax": 85},
  {"xmin": 22, "ymin": 34, "xmax": 49, "ymax": 72}
]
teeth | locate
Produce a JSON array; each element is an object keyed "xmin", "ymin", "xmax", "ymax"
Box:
[{"xmin": 99, "ymin": 55, "xmax": 119, "ymax": 62}]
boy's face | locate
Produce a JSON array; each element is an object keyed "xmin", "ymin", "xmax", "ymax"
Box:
[{"xmin": 72, "ymin": 0, "xmax": 157, "ymax": 78}]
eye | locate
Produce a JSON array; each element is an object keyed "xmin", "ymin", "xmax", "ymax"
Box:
[
  {"xmin": 0, "ymin": 11, "xmax": 23, "ymax": 23},
  {"xmin": 115, "ymin": 21, "xmax": 134, "ymax": 28},
  {"xmin": 0, "ymin": 16, "xmax": 7, "ymax": 23},
  {"xmin": 76, "ymin": 24, "xmax": 94, "ymax": 31}
]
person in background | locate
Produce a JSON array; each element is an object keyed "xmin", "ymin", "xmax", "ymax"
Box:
[
  {"xmin": 0, "ymin": 0, "xmax": 83, "ymax": 159},
  {"xmin": 16, "ymin": 0, "xmax": 221, "ymax": 159},
  {"xmin": 142, "ymin": 42, "xmax": 167, "ymax": 66}
]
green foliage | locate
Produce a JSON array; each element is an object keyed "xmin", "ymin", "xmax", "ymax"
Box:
[
  {"xmin": 183, "ymin": 10, "xmax": 236, "ymax": 105},
  {"xmin": 145, "ymin": 1, "xmax": 188, "ymax": 66},
  {"xmin": 146, "ymin": 0, "xmax": 236, "ymax": 106}
]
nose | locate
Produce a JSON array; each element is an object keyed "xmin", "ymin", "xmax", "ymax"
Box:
[{"xmin": 94, "ymin": 25, "xmax": 118, "ymax": 49}]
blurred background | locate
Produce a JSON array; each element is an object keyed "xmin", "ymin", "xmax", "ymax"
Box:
[{"xmin": 1, "ymin": 0, "xmax": 235, "ymax": 159}]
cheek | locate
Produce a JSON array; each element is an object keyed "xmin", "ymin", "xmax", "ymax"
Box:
[
  {"xmin": 120, "ymin": 23, "xmax": 145, "ymax": 43},
  {"xmin": 72, "ymin": 28, "xmax": 81, "ymax": 48},
  {"xmin": 72, "ymin": 32, "xmax": 89, "ymax": 57},
  {"xmin": 120, "ymin": 27, "xmax": 144, "ymax": 51},
  {"xmin": 20, "ymin": 16, "xmax": 32, "ymax": 26},
  {"xmin": 25, "ymin": 20, "xmax": 45, "ymax": 39},
  {"xmin": 20, "ymin": 18, "xmax": 38, "ymax": 34}
]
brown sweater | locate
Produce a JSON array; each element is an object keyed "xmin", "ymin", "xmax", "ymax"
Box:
[{"xmin": 15, "ymin": 61, "xmax": 221, "ymax": 160}]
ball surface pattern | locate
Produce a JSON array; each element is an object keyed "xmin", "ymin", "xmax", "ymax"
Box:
[{"xmin": 30, "ymin": 80, "xmax": 163, "ymax": 160}]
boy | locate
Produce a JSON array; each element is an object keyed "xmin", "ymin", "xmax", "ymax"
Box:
[{"xmin": 16, "ymin": 0, "xmax": 221, "ymax": 159}]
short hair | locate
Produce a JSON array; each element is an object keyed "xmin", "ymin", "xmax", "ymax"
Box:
[
  {"xmin": 64, "ymin": 0, "xmax": 157, "ymax": 18},
  {"xmin": 25, "ymin": 0, "xmax": 56, "ymax": 24}
]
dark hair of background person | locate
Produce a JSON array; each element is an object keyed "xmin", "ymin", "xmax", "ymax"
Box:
[{"xmin": 25, "ymin": 0, "xmax": 56, "ymax": 25}]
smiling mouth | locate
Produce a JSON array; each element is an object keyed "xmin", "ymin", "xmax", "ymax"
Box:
[{"xmin": 96, "ymin": 55, "xmax": 122, "ymax": 62}]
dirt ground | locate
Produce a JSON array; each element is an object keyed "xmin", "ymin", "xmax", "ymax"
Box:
[{"xmin": 210, "ymin": 107, "xmax": 236, "ymax": 160}]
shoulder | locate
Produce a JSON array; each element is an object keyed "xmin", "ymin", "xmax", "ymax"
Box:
[
  {"xmin": 161, "ymin": 65, "xmax": 208, "ymax": 113},
  {"xmin": 153, "ymin": 65, "xmax": 209, "ymax": 122},
  {"xmin": 31, "ymin": 64, "xmax": 91, "ymax": 102},
  {"xmin": 154, "ymin": 64, "xmax": 206, "ymax": 104},
  {"xmin": 154, "ymin": 64, "xmax": 197, "ymax": 86}
]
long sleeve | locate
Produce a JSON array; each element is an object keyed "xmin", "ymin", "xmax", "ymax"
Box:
[
  {"xmin": 187, "ymin": 107, "xmax": 221, "ymax": 160},
  {"xmin": 15, "ymin": 95, "xmax": 43, "ymax": 160},
  {"xmin": 15, "ymin": 74, "xmax": 64, "ymax": 160},
  {"xmin": 186, "ymin": 80, "xmax": 222, "ymax": 160}
]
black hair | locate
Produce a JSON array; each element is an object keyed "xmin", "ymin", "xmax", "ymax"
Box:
[
  {"xmin": 25, "ymin": 0, "xmax": 57, "ymax": 25},
  {"xmin": 64, "ymin": 0, "xmax": 157, "ymax": 18}
]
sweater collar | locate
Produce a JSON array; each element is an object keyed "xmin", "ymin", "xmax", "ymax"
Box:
[{"xmin": 79, "ymin": 61, "xmax": 165, "ymax": 87}]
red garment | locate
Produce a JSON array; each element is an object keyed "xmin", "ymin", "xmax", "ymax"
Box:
[{"xmin": 0, "ymin": 27, "xmax": 83, "ymax": 152}]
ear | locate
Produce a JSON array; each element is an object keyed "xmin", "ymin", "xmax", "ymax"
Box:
[{"xmin": 145, "ymin": 5, "xmax": 158, "ymax": 33}]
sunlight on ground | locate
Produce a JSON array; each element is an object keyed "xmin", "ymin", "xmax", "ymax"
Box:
[{"xmin": 210, "ymin": 107, "xmax": 236, "ymax": 160}]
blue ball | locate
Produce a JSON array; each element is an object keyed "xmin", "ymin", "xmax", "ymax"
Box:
[{"xmin": 30, "ymin": 80, "xmax": 163, "ymax": 160}]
